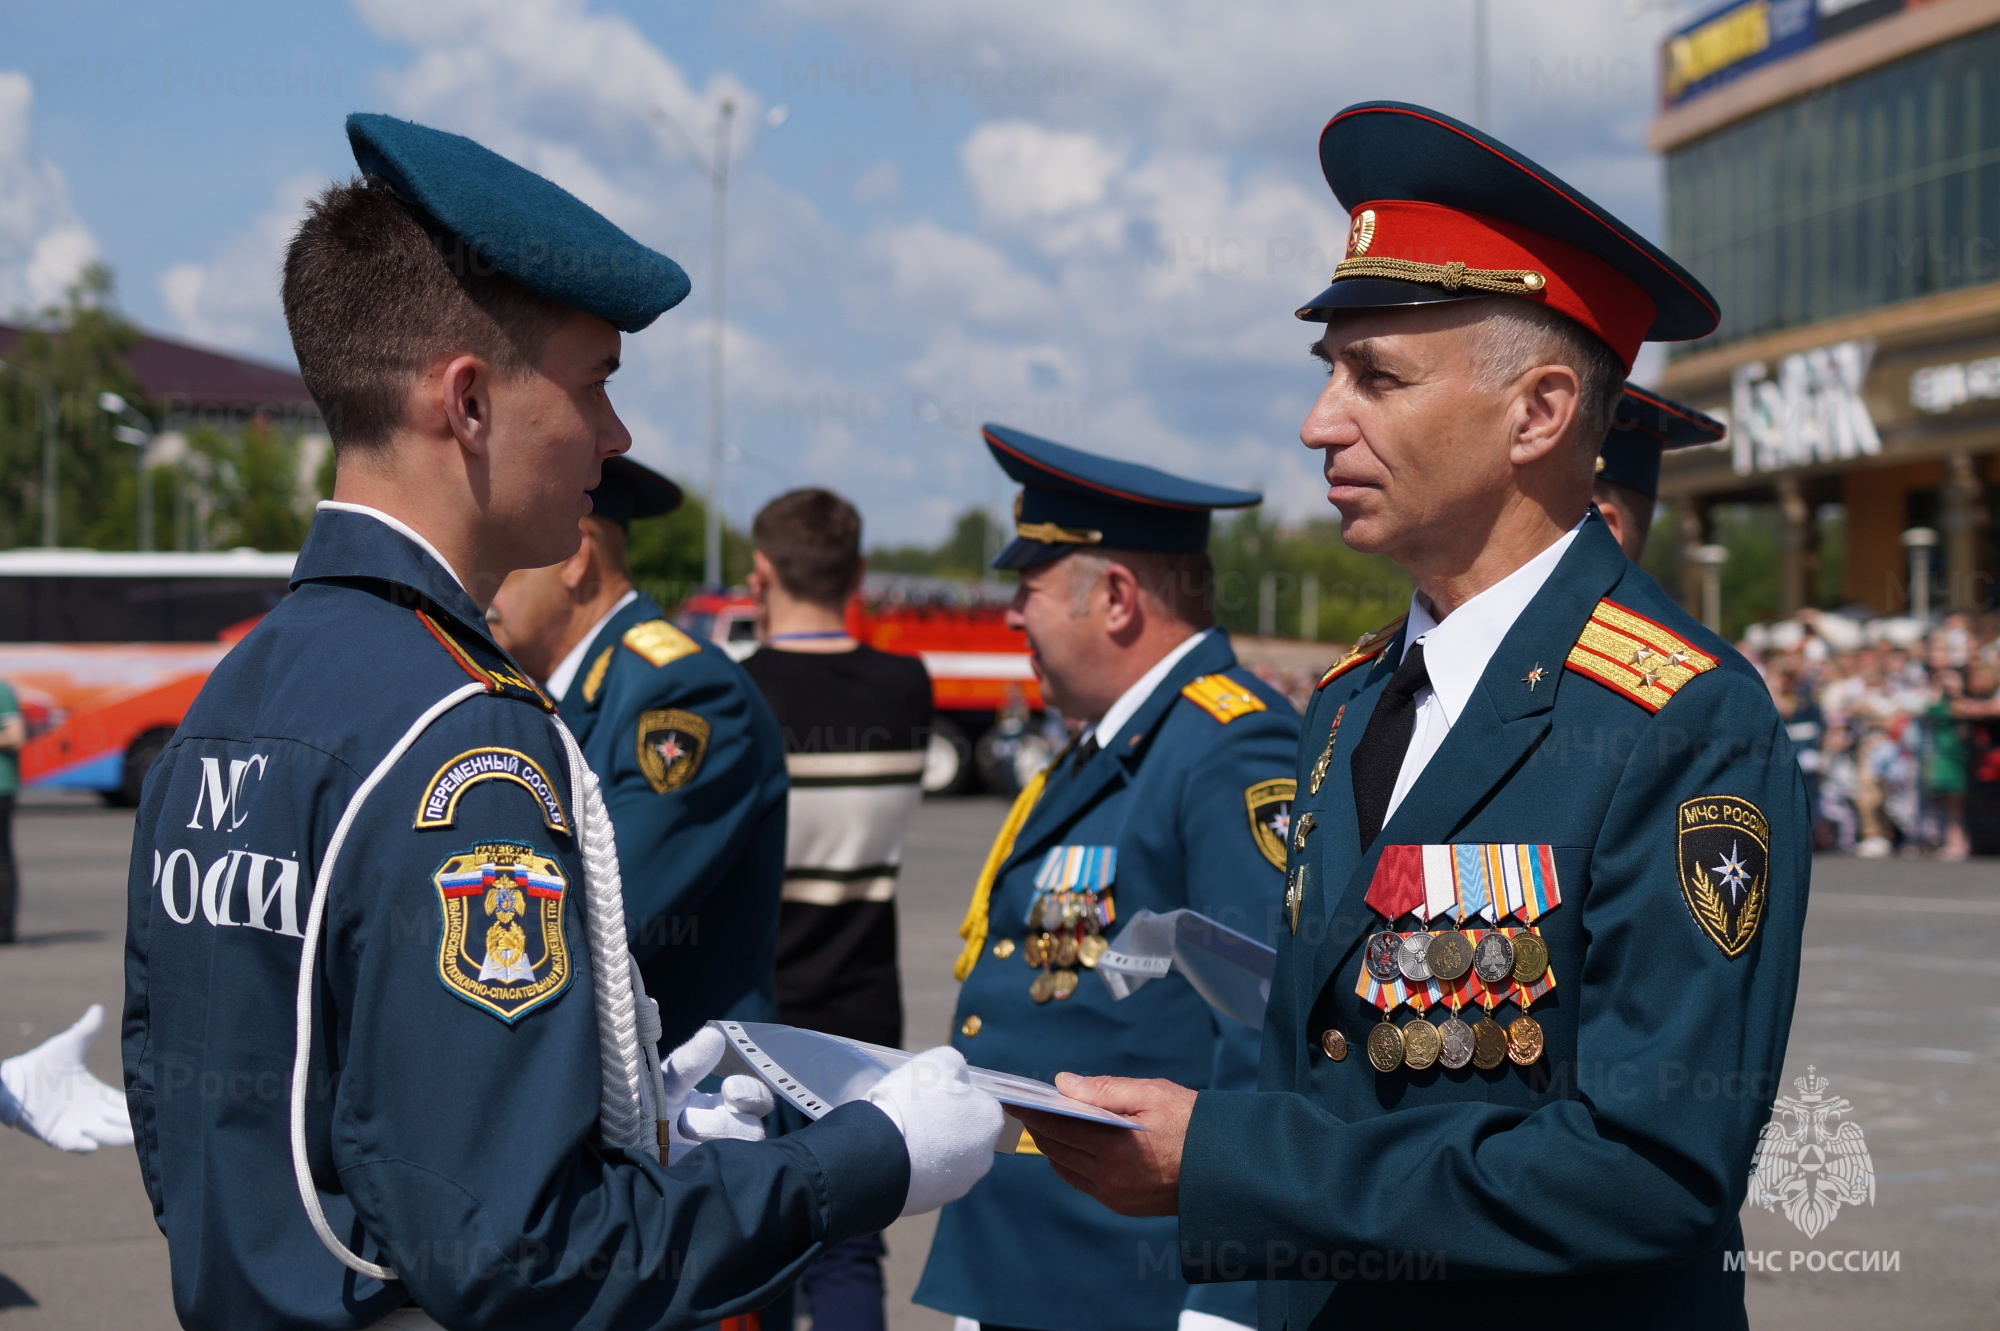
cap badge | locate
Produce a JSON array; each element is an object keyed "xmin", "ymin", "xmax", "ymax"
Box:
[{"xmin": 1345, "ymin": 209, "xmax": 1376, "ymax": 258}]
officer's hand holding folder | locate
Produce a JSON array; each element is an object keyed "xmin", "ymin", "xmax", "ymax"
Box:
[{"xmin": 708, "ymin": 1020, "xmax": 1144, "ymax": 1157}]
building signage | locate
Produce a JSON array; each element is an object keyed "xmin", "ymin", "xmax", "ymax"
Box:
[
  {"xmin": 1662, "ymin": 0, "xmax": 1910, "ymax": 108},
  {"xmin": 1910, "ymin": 355, "xmax": 2000, "ymax": 415},
  {"xmin": 1730, "ymin": 339, "xmax": 1882, "ymax": 474}
]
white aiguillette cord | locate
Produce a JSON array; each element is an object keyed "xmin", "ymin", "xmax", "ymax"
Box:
[{"xmin": 288, "ymin": 687, "xmax": 666, "ymax": 1282}]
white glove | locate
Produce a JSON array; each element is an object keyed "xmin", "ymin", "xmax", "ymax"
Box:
[
  {"xmin": 658, "ymin": 1026, "xmax": 775, "ymax": 1164},
  {"xmin": 866, "ymin": 1046, "xmax": 1004, "ymax": 1216},
  {"xmin": 0, "ymin": 1004, "xmax": 134, "ymax": 1153}
]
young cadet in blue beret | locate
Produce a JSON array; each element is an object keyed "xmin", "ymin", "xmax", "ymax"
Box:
[
  {"xmin": 489, "ymin": 456, "xmax": 788, "ymax": 1053},
  {"xmin": 913, "ymin": 425, "xmax": 1300, "ymax": 1331},
  {"xmin": 1018, "ymin": 104, "xmax": 1808, "ymax": 1331},
  {"xmin": 121, "ymin": 113, "xmax": 1003, "ymax": 1331},
  {"xmin": 1593, "ymin": 384, "xmax": 1726, "ymax": 561}
]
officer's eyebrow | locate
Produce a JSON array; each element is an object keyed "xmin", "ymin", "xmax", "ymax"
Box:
[{"xmin": 595, "ymin": 354, "xmax": 622, "ymax": 377}]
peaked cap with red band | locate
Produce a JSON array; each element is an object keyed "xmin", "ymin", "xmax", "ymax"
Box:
[
  {"xmin": 1598, "ymin": 383, "xmax": 1726, "ymax": 499},
  {"xmin": 1295, "ymin": 102, "xmax": 1719, "ymax": 370}
]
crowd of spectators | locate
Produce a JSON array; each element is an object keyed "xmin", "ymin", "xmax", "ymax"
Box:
[{"xmin": 1747, "ymin": 610, "xmax": 2000, "ymax": 860}]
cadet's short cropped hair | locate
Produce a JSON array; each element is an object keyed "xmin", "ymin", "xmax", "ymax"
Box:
[
  {"xmin": 282, "ymin": 175, "xmax": 567, "ymax": 451},
  {"xmin": 752, "ymin": 488, "xmax": 863, "ymax": 608}
]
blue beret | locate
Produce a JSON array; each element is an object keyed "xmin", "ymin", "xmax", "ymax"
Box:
[
  {"xmin": 589, "ymin": 455, "xmax": 684, "ymax": 527},
  {"xmin": 982, "ymin": 423, "xmax": 1261, "ymax": 570},
  {"xmin": 1597, "ymin": 383, "xmax": 1725, "ymax": 500},
  {"xmin": 346, "ymin": 113, "xmax": 690, "ymax": 333}
]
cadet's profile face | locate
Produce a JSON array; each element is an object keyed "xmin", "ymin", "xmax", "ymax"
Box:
[
  {"xmin": 485, "ymin": 310, "xmax": 631, "ymax": 570},
  {"xmin": 1300, "ymin": 304, "xmax": 1521, "ymax": 559}
]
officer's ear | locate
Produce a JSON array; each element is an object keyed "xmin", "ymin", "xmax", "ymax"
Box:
[
  {"xmin": 559, "ymin": 522, "xmax": 601, "ymax": 598},
  {"xmin": 1100, "ymin": 560, "xmax": 1144, "ymax": 638}
]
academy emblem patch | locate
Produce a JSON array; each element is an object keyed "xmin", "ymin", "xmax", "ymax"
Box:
[
  {"xmin": 636, "ymin": 709, "xmax": 710, "ymax": 793},
  {"xmin": 1245, "ymin": 778, "xmax": 1297, "ymax": 871},
  {"xmin": 434, "ymin": 841, "xmax": 571, "ymax": 1022},
  {"xmin": 1677, "ymin": 795, "xmax": 1769, "ymax": 958}
]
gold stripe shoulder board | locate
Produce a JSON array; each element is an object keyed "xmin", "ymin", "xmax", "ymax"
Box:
[
  {"xmin": 1317, "ymin": 616, "xmax": 1406, "ymax": 690},
  {"xmin": 1564, "ymin": 598, "xmax": 1718, "ymax": 712},
  {"xmin": 1181, "ymin": 673, "xmax": 1268, "ymax": 724},
  {"xmin": 622, "ymin": 619, "xmax": 702, "ymax": 669}
]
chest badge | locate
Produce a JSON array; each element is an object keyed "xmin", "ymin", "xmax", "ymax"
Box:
[
  {"xmin": 434, "ymin": 842, "xmax": 572, "ymax": 1022},
  {"xmin": 636, "ymin": 709, "xmax": 711, "ymax": 793},
  {"xmin": 1309, "ymin": 704, "xmax": 1346, "ymax": 796},
  {"xmin": 1677, "ymin": 795, "xmax": 1770, "ymax": 957},
  {"xmin": 1245, "ymin": 778, "xmax": 1297, "ymax": 871}
]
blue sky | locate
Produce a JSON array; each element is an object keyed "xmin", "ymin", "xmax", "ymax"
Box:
[{"xmin": 2, "ymin": 0, "xmax": 1705, "ymax": 544}]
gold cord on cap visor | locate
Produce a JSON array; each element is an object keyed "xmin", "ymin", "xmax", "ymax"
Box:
[{"xmin": 1330, "ymin": 255, "xmax": 1546, "ymax": 295}]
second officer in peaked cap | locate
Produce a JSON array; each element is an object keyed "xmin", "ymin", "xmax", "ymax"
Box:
[
  {"xmin": 1016, "ymin": 103, "xmax": 1808, "ymax": 1331},
  {"xmin": 1594, "ymin": 385, "xmax": 1726, "ymax": 561},
  {"xmin": 914, "ymin": 424, "xmax": 1300, "ymax": 1331},
  {"xmin": 124, "ymin": 112, "xmax": 1002, "ymax": 1331}
]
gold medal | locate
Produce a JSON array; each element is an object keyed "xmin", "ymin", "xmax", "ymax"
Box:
[
  {"xmin": 1425, "ymin": 929, "xmax": 1472, "ymax": 982},
  {"xmin": 1510, "ymin": 929, "xmax": 1549, "ymax": 984},
  {"xmin": 992, "ymin": 937, "xmax": 1016, "ymax": 960},
  {"xmin": 1401, "ymin": 1017, "xmax": 1442, "ymax": 1070},
  {"xmin": 1506, "ymin": 1013, "xmax": 1544, "ymax": 1065},
  {"xmin": 1077, "ymin": 933, "xmax": 1108, "ymax": 968},
  {"xmin": 1029, "ymin": 971, "xmax": 1055, "ymax": 1003},
  {"xmin": 1052, "ymin": 934, "xmax": 1080, "ymax": 968},
  {"xmin": 1366, "ymin": 1020, "xmax": 1405, "ymax": 1072},
  {"xmin": 1319, "ymin": 1028, "xmax": 1349, "ymax": 1061},
  {"xmin": 1023, "ymin": 933, "xmax": 1052, "ymax": 968},
  {"xmin": 1050, "ymin": 968, "xmax": 1079, "ymax": 1000},
  {"xmin": 1471, "ymin": 996, "xmax": 1507, "ymax": 1070}
]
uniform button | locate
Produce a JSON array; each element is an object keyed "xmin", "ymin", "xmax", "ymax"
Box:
[
  {"xmin": 961, "ymin": 1015, "xmax": 983, "ymax": 1037},
  {"xmin": 992, "ymin": 938, "xmax": 1016, "ymax": 959},
  {"xmin": 1319, "ymin": 1028, "xmax": 1348, "ymax": 1061}
]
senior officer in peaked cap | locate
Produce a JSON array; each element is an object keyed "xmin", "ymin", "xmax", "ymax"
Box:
[
  {"xmin": 123, "ymin": 113, "xmax": 1002, "ymax": 1331},
  {"xmin": 1016, "ymin": 103, "xmax": 1809, "ymax": 1331},
  {"xmin": 1593, "ymin": 385, "xmax": 1726, "ymax": 561},
  {"xmin": 489, "ymin": 455, "xmax": 788, "ymax": 1052},
  {"xmin": 913, "ymin": 425, "xmax": 1300, "ymax": 1331}
]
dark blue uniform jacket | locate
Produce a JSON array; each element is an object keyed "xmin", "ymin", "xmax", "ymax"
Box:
[
  {"xmin": 917, "ymin": 631, "xmax": 1299, "ymax": 1331},
  {"xmin": 1177, "ymin": 517, "xmax": 1808, "ymax": 1331},
  {"xmin": 121, "ymin": 510, "xmax": 905, "ymax": 1331},
  {"xmin": 555, "ymin": 592, "xmax": 788, "ymax": 1052}
]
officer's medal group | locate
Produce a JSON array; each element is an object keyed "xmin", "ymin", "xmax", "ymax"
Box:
[
  {"xmin": 1002, "ymin": 845, "xmax": 1117, "ymax": 1002},
  {"xmin": 1352, "ymin": 844, "xmax": 1560, "ymax": 1073}
]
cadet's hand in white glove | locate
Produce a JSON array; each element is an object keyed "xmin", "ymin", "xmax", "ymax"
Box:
[
  {"xmin": 0, "ymin": 1004, "xmax": 133, "ymax": 1153},
  {"xmin": 658, "ymin": 1026, "xmax": 775, "ymax": 1163},
  {"xmin": 867, "ymin": 1046, "xmax": 1004, "ymax": 1216}
]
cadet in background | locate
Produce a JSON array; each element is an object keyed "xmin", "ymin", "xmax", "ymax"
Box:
[
  {"xmin": 739, "ymin": 487, "xmax": 935, "ymax": 1331},
  {"xmin": 489, "ymin": 455, "xmax": 789, "ymax": 1050},
  {"xmin": 915, "ymin": 425, "xmax": 1301, "ymax": 1331}
]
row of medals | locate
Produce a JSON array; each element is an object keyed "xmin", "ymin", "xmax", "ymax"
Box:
[
  {"xmin": 994, "ymin": 889, "xmax": 1110, "ymax": 1002},
  {"xmin": 1356, "ymin": 923, "xmax": 1549, "ymax": 1073}
]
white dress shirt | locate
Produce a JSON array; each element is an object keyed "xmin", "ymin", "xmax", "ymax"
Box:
[
  {"xmin": 1382, "ymin": 523, "xmax": 1582, "ymax": 822},
  {"xmin": 544, "ymin": 589, "xmax": 639, "ymax": 700},
  {"xmin": 1080, "ymin": 627, "xmax": 1213, "ymax": 752}
]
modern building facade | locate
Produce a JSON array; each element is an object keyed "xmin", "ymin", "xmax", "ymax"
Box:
[{"xmin": 1652, "ymin": 0, "xmax": 2000, "ymax": 615}]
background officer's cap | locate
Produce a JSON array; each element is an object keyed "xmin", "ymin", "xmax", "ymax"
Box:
[
  {"xmin": 589, "ymin": 455, "xmax": 684, "ymax": 528},
  {"xmin": 1296, "ymin": 102, "xmax": 1719, "ymax": 370},
  {"xmin": 1598, "ymin": 383, "xmax": 1725, "ymax": 501},
  {"xmin": 982, "ymin": 423, "xmax": 1261, "ymax": 571},
  {"xmin": 346, "ymin": 113, "xmax": 691, "ymax": 333}
]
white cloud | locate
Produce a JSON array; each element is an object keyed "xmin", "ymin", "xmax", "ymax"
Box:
[
  {"xmin": 159, "ymin": 174, "xmax": 317, "ymax": 359},
  {"xmin": 0, "ymin": 71, "xmax": 101, "ymax": 316}
]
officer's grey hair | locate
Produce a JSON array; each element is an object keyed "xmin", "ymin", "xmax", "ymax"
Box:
[
  {"xmin": 1469, "ymin": 299, "xmax": 1624, "ymax": 458},
  {"xmin": 1062, "ymin": 548, "xmax": 1216, "ymax": 630}
]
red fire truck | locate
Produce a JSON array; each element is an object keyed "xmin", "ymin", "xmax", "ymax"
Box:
[{"xmin": 675, "ymin": 574, "xmax": 1054, "ymax": 794}]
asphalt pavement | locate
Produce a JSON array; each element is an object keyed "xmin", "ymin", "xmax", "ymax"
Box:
[{"xmin": 0, "ymin": 795, "xmax": 1994, "ymax": 1329}]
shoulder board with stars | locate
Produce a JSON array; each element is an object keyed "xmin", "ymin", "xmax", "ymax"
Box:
[
  {"xmin": 415, "ymin": 607, "xmax": 554, "ymax": 712},
  {"xmin": 1564, "ymin": 598, "xmax": 1718, "ymax": 712},
  {"xmin": 1317, "ymin": 616, "xmax": 1406, "ymax": 690},
  {"xmin": 1181, "ymin": 673, "xmax": 1268, "ymax": 724},
  {"xmin": 621, "ymin": 619, "xmax": 702, "ymax": 668}
]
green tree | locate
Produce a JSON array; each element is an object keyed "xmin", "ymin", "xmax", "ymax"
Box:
[
  {"xmin": 626, "ymin": 491, "xmax": 751, "ymax": 611},
  {"xmin": 184, "ymin": 419, "xmax": 310, "ymax": 551},
  {"xmin": 1210, "ymin": 510, "xmax": 1412, "ymax": 642},
  {"xmin": 869, "ymin": 506, "xmax": 1000, "ymax": 577},
  {"xmin": 0, "ymin": 264, "xmax": 152, "ymax": 549}
]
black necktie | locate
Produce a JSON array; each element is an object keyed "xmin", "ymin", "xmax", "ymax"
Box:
[
  {"xmin": 1349, "ymin": 642, "xmax": 1430, "ymax": 851},
  {"xmin": 1072, "ymin": 732, "xmax": 1100, "ymax": 767}
]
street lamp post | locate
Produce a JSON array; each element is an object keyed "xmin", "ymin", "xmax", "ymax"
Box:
[
  {"xmin": 654, "ymin": 97, "xmax": 788, "ymax": 590},
  {"xmin": 1901, "ymin": 526, "xmax": 1939, "ymax": 621},
  {"xmin": 100, "ymin": 392, "xmax": 157, "ymax": 553},
  {"xmin": 0, "ymin": 360, "xmax": 60, "ymax": 547},
  {"xmin": 1693, "ymin": 543, "xmax": 1729, "ymax": 633}
]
